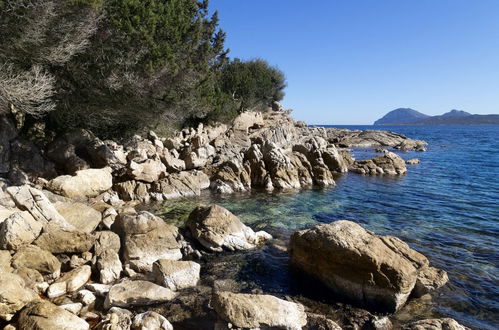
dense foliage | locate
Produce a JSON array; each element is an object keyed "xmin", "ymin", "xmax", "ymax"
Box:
[{"xmin": 0, "ymin": 0, "xmax": 286, "ymax": 137}]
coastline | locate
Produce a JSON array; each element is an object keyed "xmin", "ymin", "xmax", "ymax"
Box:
[{"xmin": 0, "ymin": 108, "xmax": 474, "ymax": 329}]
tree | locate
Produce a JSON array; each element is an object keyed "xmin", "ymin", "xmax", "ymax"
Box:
[{"xmin": 219, "ymin": 58, "xmax": 286, "ymax": 112}]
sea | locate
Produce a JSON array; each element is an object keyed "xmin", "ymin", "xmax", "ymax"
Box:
[{"xmin": 153, "ymin": 125, "xmax": 499, "ymax": 329}]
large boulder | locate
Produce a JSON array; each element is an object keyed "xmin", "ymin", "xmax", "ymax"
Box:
[
  {"xmin": 6, "ymin": 186, "xmax": 69, "ymax": 227},
  {"xmin": 18, "ymin": 301, "xmax": 89, "ymax": 330},
  {"xmin": 128, "ymin": 156, "xmax": 166, "ymax": 183},
  {"xmin": 149, "ymin": 171, "xmax": 210, "ymax": 201},
  {"xmin": 11, "ymin": 245, "xmax": 61, "ymax": 279},
  {"xmin": 232, "ymin": 111, "xmax": 264, "ymax": 132},
  {"xmin": 186, "ymin": 205, "xmax": 272, "ymax": 252},
  {"xmin": 0, "ymin": 211, "xmax": 43, "ymax": 250},
  {"xmin": 114, "ymin": 211, "xmax": 182, "ymax": 271},
  {"xmin": 152, "ymin": 259, "xmax": 201, "ymax": 291},
  {"xmin": 34, "ymin": 224, "xmax": 95, "ymax": 254},
  {"xmin": 288, "ymin": 220, "xmax": 448, "ymax": 312},
  {"xmin": 48, "ymin": 168, "xmax": 113, "ymax": 198},
  {"xmin": 0, "ymin": 271, "xmax": 39, "ymax": 321},
  {"xmin": 54, "ymin": 202, "xmax": 102, "ymax": 233},
  {"xmin": 105, "ymin": 279, "xmax": 177, "ymax": 309},
  {"xmin": 212, "ymin": 292, "xmax": 307, "ymax": 330},
  {"xmin": 402, "ymin": 318, "xmax": 467, "ymax": 330}
]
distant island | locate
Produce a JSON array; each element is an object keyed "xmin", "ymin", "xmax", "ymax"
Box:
[{"xmin": 374, "ymin": 108, "xmax": 499, "ymax": 125}]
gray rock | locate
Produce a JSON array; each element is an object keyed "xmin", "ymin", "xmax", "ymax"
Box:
[
  {"xmin": 212, "ymin": 291, "xmax": 307, "ymax": 330},
  {"xmin": 105, "ymin": 279, "xmax": 176, "ymax": 309},
  {"xmin": 152, "ymin": 259, "xmax": 201, "ymax": 291},
  {"xmin": 289, "ymin": 220, "xmax": 448, "ymax": 313},
  {"xmin": 47, "ymin": 265, "xmax": 92, "ymax": 298},
  {"xmin": 94, "ymin": 231, "xmax": 122, "ymax": 284},
  {"xmin": 55, "ymin": 202, "xmax": 102, "ymax": 233},
  {"xmin": 132, "ymin": 311, "xmax": 173, "ymax": 330},
  {"xmin": 114, "ymin": 211, "xmax": 182, "ymax": 272},
  {"xmin": 0, "ymin": 211, "xmax": 43, "ymax": 250},
  {"xmin": 6, "ymin": 185, "xmax": 69, "ymax": 227},
  {"xmin": 187, "ymin": 204, "xmax": 272, "ymax": 252},
  {"xmin": 48, "ymin": 168, "xmax": 113, "ymax": 198}
]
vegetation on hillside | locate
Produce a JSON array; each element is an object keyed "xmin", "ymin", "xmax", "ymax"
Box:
[{"xmin": 0, "ymin": 0, "xmax": 286, "ymax": 138}]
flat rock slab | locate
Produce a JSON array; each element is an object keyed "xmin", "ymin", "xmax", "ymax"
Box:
[
  {"xmin": 55, "ymin": 202, "xmax": 102, "ymax": 233},
  {"xmin": 212, "ymin": 292, "xmax": 307, "ymax": 330},
  {"xmin": 105, "ymin": 279, "xmax": 177, "ymax": 309}
]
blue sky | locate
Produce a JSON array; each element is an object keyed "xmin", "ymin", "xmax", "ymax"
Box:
[{"xmin": 210, "ymin": 0, "xmax": 499, "ymax": 124}]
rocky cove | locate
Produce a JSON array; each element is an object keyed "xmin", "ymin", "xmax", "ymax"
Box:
[{"xmin": 0, "ymin": 107, "xmax": 468, "ymax": 330}]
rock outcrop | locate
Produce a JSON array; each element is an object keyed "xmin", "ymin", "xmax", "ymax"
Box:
[
  {"xmin": 212, "ymin": 291, "xmax": 307, "ymax": 330},
  {"xmin": 289, "ymin": 220, "xmax": 448, "ymax": 312},
  {"xmin": 187, "ymin": 205, "xmax": 272, "ymax": 252},
  {"xmin": 350, "ymin": 151, "xmax": 407, "ymax": 175}
]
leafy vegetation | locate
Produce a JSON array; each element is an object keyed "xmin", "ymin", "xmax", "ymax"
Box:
[{"xmin": 0, "ymin": 0, "xmax": 286, "ymax": 138}]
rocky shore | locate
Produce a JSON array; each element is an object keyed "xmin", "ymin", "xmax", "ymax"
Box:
[{"xmin": 0, "ymin": 107, "xmax": 467, "ymax": 329}]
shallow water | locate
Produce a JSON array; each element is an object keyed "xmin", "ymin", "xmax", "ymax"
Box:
[{"xmin": 153, "ymin": 125, "xmax": 499, "ymax": 329}]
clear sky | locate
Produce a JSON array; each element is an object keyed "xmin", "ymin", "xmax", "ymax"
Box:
[{"xmin": 210, "ymin": 0, "xmax": 499, "ymax": 124}]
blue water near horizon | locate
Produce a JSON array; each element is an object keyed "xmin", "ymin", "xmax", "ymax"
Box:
[{"xmin": 157, "ymin": 125, "xmax": 499, "ymax": 329}]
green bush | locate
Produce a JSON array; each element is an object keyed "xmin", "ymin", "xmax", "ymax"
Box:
[{"xmin": 0, "ymin": 0, "xmax": 287, "ymax": 138}]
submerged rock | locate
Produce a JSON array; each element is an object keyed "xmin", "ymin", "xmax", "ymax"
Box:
[
  {"xmin": 288, "ymin": 220, "xmax": 448, "ymax": 313},
  {"xmin": 212, "ymin": 291, "xmax": 307, "ymax": 330},
  {"xmin": 187, "ymin": 204, "xmax": 272, "ymax": 252},
  {"xmin": 406, "ymin": 158, "xmax": 420, "ymax": 165}
]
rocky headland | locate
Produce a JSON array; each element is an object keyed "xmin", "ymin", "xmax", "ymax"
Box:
[{"xmin": 0, "ymin": 107, "xmax": 467, "ymax": 329}]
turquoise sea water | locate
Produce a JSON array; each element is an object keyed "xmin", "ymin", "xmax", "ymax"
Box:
[{"xmin": 155, "ymin": 125, "xmax": 499, "ymax": 329}]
